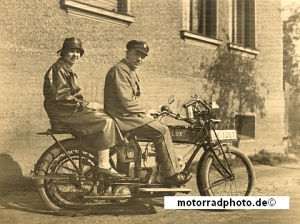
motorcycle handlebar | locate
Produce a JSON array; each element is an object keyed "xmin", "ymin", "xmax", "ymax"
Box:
[
  {"xmin": 150, "ymin": 111, "xmax": 186, "ymax": 120},
  {"xmin": 150, "ymin": 97, "xmax": 212, "ymax": 120}
]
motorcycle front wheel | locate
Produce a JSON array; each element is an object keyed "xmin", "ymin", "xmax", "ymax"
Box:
[
  {"xmin": 196, "ymin": 145, "xmax": 256, "ymax": 196},
  {"xmin": 35, "ymin": 139, "xmax": 97, "ymax": 213}
]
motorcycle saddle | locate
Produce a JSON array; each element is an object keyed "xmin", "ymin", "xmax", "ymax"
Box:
[{"xmin": 49, "ymin": 119, "xmax": 72, "ymax": 134}]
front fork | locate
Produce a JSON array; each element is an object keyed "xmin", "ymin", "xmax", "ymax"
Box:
[
  {"xmin": 204, "ymin": 142, "xmax": 234, "ymax": 179},
  {"xmin": 182, "ymin": 140, "xmax": 234, "ymax": 179}
]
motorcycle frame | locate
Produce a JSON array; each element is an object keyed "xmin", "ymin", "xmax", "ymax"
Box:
[{"xmin": 35, "ymin": 116, "xmax": 234, "ymax": 183}]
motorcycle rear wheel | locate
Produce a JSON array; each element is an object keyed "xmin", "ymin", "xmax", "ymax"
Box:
[
  {"xmin": 36, "ymin": 139, "xmax": 97, "ymax": 213},
  {"xmin": 197, "ymin": 145, "xmax": 256, "ymax": 196}
]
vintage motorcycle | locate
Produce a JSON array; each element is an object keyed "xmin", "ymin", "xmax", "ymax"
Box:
[{"xmin": 32, "ymin": 95, "xmax": 256, "ymax": 213}]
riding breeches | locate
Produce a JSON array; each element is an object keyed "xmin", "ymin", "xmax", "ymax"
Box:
[{"xmin": 134, "ymin": 120, "xmax": 181, "ymax": 178}]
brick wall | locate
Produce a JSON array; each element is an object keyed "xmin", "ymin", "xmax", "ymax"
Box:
[{"xmin": 0, "ymin": 0, "xmax": 284, "ymax": 181}]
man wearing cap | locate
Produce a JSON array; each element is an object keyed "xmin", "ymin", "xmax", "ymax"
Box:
[
  {"xmin": 43, "ymin": 37, "xmax": 125, "ymax": 178},
  {"xmin": 103, "ymin": 40, "xmax": 192, "ymax": 185}
]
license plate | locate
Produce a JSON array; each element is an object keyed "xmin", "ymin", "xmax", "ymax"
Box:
[{"xmin": 210, "ymin": 130, "xmax": 237, "ymax": 141}]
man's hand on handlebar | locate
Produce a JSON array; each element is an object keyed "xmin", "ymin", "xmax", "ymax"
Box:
[{"xmin": 147, "ymin": 109, "xmax": 160, "ymax": 119}]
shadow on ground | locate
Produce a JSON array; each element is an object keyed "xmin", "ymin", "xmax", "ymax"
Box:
[
  {"xmin": 0, "ymin": 190, "xmax": 161, "ymax": 217},
  {"xmin": 0, "ymin": 153, "xmax": 29, "ymax": 195}
]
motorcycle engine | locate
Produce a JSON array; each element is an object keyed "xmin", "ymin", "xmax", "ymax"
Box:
[{"xmin": 177, "ymin": 155, "xmax": 185, "ymax": 172}]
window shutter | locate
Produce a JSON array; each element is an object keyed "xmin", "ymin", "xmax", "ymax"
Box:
[
  {"xmin": 98, "ymin": 0, "xmax": 118, "ymax": 11},
  {"xmin": 83, "ymin": 0, "xmax": 118, "ymax": 11}
]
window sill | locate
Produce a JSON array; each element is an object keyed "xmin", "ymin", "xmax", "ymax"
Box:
[
  {"xmin": 180, "ymin": 30, "xmax": 222, "ymax": 49},
  {"xmin": 227, "ymin": 43, "xmax": 260, "ymax": 58},
  {"xmin": 64, "ymin": 0, "xmax": 135, "ymax": 27}
]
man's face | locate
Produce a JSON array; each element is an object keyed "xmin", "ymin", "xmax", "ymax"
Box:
[
  {"xmin": 62, "ymin": 49, "xmax": 81, "ymax": 66},
  {"xmin": 126, "ymin": 49, "xmax": 146, "ymax": 69}
]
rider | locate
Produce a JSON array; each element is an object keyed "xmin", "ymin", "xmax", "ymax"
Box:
[
  {"xmin": 103, "ymin": 40, "xmax": 192, "ymax": 185},
  {"xmin": 43, "ymin": 37, "xmax": 125, "ymax": 178}
]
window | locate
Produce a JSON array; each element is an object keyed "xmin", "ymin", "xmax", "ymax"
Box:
[
  {"xmin": 235, "ymin": 115, "xmax": 255, "ymax": 140},
  {"xmin": 190, "ymin": 0, "xmax": 217, "ymax": 38},
  {"xmin": 232, "ymin": 0, "xmax": 256, "ymax": 48},
  {"xmin": 181, "ymin": 0, "xmax": 221, "ymax": 48},
  {"xmin": 76, "ymin": 0, "xmax": 127, "ymax": 13},
  {"xmin": 64, "ymin": 0, "xmax": 134, "ymax": 26}
]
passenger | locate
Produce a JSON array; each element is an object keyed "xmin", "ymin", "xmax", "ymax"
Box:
[{"xmin": 43, "ymin": 37, "xmax": 125, "ymax": 178}]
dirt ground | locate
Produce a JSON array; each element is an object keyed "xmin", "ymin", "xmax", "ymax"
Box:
[{"xmin": 0, "ymin": 163, "xmax": 300, "ymax": 224}]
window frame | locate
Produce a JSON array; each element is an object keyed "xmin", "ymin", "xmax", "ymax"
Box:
[
  {"xmin": 228, "ymin": 0, "xmax": 260, "ymax": 56},
  {"xmin": 192, "ymin": 0, "xmax": 217, "ymax": 38},
  {"xmin": 63, "ymin": 0, "xmax": 134, "ymax": 27},
  {"xmin": 181, "ymin": 0, "xmax": 221, "ymax": 49}
]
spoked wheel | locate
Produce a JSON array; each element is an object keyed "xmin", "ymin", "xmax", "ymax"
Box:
[
  {"xmin": 35, "ymin": 139, "xmax": 97, "ymax": 212},
  {"xmin": 197, "ymin": 145, "xmax": 256, "ymax": 196}
]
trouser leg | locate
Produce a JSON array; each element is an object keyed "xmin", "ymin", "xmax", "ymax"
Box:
[{"xmin": 134, "ymin": 121, "xmax": 180, "ymax": 178}]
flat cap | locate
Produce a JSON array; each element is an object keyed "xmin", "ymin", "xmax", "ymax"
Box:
[{"xmin": 126, "ymin": 40, "xmax": 149, "ymax": 56}]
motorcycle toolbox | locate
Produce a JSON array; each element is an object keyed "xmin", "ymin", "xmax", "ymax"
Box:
[{"xmin": 168, "ymin": 125, "xmax": 202, "ymax": 143}]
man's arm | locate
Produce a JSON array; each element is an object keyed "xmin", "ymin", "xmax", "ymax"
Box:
[{"xmin": 113, "ymin": 66, "xmax": 145, "ymax": 115}]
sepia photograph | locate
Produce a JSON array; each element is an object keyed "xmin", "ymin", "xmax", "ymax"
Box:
[{"xmin": 0, "ymin": 0, "xmax": 299, "ymax": 223}]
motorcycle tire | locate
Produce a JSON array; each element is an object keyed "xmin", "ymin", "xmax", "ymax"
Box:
[
  {"xmin": 196, "ymin": 145, "xmax": 256, "ymax": 196},
  {"xmin": 35, "ymin": 138, "xmax": 98, "ymax": 213}
]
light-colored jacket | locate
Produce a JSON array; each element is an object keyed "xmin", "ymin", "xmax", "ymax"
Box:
[{"xmin": 104, "ymin": 59, "xmax": 153, "ymax": 132}]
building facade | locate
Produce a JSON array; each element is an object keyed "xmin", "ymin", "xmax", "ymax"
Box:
[{"xmin": 0, "ymin": 0, "xmax": 284, "ymax": 181}]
